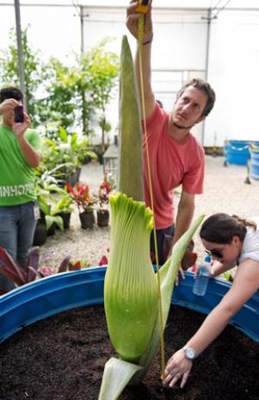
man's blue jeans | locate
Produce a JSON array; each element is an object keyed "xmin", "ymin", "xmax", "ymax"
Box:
[
  {"xmin": 150, "ymin": 224, "xmax": 175, "ymax": 266},
  {"xmin": 0, "ymin": 202, "xmax": 36, "ymax": 292}
]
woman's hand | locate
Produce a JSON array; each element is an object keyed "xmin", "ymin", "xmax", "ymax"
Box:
[{"xmin": 163, "ymin": 349, "xmax": 193, "ymax": 389}]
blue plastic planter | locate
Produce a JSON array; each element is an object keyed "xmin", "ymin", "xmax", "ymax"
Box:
[
  {"xmin": 224, "ymin": 140, "xmax": 259, "ymax": 166},
  {"xmin": 0, "ymin": 268, "xmax": 258, "ymax": 343},
  {"xmin": 250, "ymin": 147, "xmax": 259, "ymax": 180}
]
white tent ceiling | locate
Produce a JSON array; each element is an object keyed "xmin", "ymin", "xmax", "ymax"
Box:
[
  {"xmin": 72, "ymin": 0, "xmax": 259, "ymax": 10},
  {"xmin": 1, "ymin": 0, "xmax": 259, "ymax": 10}
]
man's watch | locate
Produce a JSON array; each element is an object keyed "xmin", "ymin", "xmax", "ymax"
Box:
[{"xmin": 182, "ymin": 346, "xmax": 196, "ymax": 360}]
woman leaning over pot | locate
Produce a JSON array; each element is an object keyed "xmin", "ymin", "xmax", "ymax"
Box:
[{"xmin": 163, "ymin": 213, "xmax": 259, "ymax": 389}]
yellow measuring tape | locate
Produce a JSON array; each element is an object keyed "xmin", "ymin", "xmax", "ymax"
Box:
[{"xmin": 137, "ymin": 1, "xmax": 166, "ymax": 381}]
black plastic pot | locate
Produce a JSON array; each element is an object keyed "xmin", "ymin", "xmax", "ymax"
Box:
[
  {"xmin": 56, "ymin": 212, "xmax": 71, "ymax": 229},
  {"xmin": 97, "ymin": 209, "xmax": 109, "ymax": 227},
  {"xmin": 47, "ymin": 222, "xmax": 57, "ymax": 236},
  {"xmin": 33, "ymin": 219, "xmax": 47, "ymax": 246},
  {"xmin": 79, "ymin": 211, "xmax": 95, "ymax": 229},
  {"xmin": 75, "ymin": 167, "xmax": 81, "ymax": 182},
  {"xmin": 66, "ymin": 170, "xmax": 78, "ymax": 187},
  {"xmin": 83, "ymin": 155, "xmax": 92, "ymax": 165}
]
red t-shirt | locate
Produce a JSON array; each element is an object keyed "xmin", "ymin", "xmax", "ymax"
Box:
[{"xmin": 143, "ymin": 103, "xmax": 205, "ymax": 230}]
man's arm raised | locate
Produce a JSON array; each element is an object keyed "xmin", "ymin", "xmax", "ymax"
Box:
[{"xmin": 126, "ymin": 1, "xmax": 156, "ymax": 119}]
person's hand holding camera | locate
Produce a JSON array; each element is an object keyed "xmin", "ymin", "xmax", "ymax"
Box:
[
  {"xmin": 12, "ymin": 112, "xmax": 31, "ymax": 139},
  {"xmin": 0, "ymin": 98, "xmax": 19, "ymax": 118}
]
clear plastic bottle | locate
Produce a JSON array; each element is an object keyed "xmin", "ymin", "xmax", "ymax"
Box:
[{"xmin": 193, "ymin": 255, "xmax": 211, "ymax": 296}]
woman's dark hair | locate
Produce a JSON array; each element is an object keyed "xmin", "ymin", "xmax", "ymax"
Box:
[{"xmin": 200, "ymin": 213, "xmax": 257, "ymax": 244}]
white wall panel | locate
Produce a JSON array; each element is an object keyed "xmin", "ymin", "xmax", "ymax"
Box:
[{"xmin": 205, "ymin": 10, "xmax": 259, "ymax": 146}]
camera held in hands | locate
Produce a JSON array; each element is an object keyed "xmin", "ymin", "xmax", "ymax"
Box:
[{"xmin": 14, "ymin": 105, "xmax": 24, "ymax": 123}]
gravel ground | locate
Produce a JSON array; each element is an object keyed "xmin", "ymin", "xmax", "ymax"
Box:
[{"xmin": 40, "ymin": 156, "xmax": 259, "ymax": 270}]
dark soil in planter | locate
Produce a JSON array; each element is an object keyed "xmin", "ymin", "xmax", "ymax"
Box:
[{"xmin": 0, "ymin": 305, "xmax": 258, "ymax": 400}]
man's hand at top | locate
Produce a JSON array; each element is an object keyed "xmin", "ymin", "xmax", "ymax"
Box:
[{"xmin": 126, "ymin": 0, "xmax": 153, "ymax": 42}]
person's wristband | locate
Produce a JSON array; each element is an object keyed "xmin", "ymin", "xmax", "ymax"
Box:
[{"xmin": 139, "ymin": 34, "xmax": 153, "ymax": 46}]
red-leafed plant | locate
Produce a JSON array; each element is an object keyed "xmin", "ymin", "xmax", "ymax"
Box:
[
  {"xmin": 39, "ymin": 257, "xmax": 90, "ymax": 277},
  {"xmin": 68, "ymin": 259, "xmax": 90, "ymax": 270},
  {"xmin": 0, "ymin": 247, "xmax": 40, "ymax": 294},
  {"xmin": 98, "ymin": 248, "xmax": 110, "ymax": 266},
  {"xmin": 66, "ymin": 182, "xmax": 96, "ymax": 213},
  {"xmin": 0, "ymin": 248, "xmax": 73, "ymax": 294},
  {"xmin": 98, "ymin": 175, "xmax": 113, "ymax": 209},
  {"xmin": 97, "ymin": 176, "xmax": 113, "ymax": 227}
]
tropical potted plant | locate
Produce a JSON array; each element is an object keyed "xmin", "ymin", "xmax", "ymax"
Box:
[
  {"xmin": 0, "ymin": 247, "xmax": 41, "ymax": 296},
  {"xmin": 53, "ymin": 190, "xmax": 74, "ymax": 229},
  {"xmin": 0, "ymin": 247, "xmax": 82, "ymax": 294},
  {"xmin": 37, "ymin": 194, "xmax": 64, "ymax": 235},
  {"xmin": 33, "ymin": 171, "xmax": 63, "ymax": 245},
  {"xmin": 97, "ymin": 175, "xmax": 113, "ymax": 227},
  {"xmin": 67, "ymin": 182, "xmax": 96, "ymax": 229},
  {"xmin": 40, "ymin": 257, "xmax": 90, "ymax": 277}
]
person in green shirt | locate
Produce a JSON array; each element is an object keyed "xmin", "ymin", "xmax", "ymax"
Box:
[{"xmin": 0, "ymin": 86, "xmax": 41, "ymax": 293}]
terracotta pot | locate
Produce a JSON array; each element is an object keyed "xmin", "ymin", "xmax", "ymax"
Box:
[
  {"xmin": 79, "ymin": 211, "xmax": 95, "ymax": 229},
  {"xmin": 97, "ymin": 209, "xmax": 109, "ymax": 227},
  {"xmin": 33, "ymin": 219, "xmax": 47, "ymax": 246}
]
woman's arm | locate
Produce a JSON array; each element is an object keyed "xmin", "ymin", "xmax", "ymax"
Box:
[
  {"xmin": 163, "ymin": 258, "xmax": 259, "ymax": 389},
  {"xmin": 210, "ymin": 261, "xmax": 235, "ymax": 277}
]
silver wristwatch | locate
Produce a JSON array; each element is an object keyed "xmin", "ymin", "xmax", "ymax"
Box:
[{"xmin": 182, "ymin": 346, "xmax": 196, "ymax": 360}]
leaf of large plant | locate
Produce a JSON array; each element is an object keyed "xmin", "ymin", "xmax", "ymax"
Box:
[
  {"xmin": 135, "ymin": 214, "xmax": 205, "ymax": 378},
  {"xmin": 99, "ymin": 215, "xmax": 204, "ymax": 398},
  {"xmin": 99, "ymin": 358, "xmax": 143, "ymax": 400}
]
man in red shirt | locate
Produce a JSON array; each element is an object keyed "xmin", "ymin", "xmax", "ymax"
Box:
[{"xmin": 127, "ymin": 2, "xmax": 216, "ymax": 267}]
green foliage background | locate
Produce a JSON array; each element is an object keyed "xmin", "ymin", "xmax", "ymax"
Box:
[{"xmin": 0, "ymin": 28, "xmax": 119, "ymax": 139}]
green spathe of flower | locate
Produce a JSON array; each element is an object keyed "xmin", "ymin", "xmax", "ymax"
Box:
[
  {"xmin": 117, "ymin": 35, "xmax": 143, "ymax": 202},
  {"xmin": 99, "ymin": 213, "xmax": 205, "ymax": 400},
  {"xmin": 104, "ymin": 192, "xmax": 158, "ymax": 363}
]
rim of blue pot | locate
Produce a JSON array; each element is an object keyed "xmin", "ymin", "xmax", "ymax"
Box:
[{"xmin": 0, "ymin": 268, "xmax": 258, "ymax": 344}]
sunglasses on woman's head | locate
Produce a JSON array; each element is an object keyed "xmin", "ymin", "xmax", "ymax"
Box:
[{"xmin": 205, "ymin": 249, "xmax": 223, "ymax": 258}]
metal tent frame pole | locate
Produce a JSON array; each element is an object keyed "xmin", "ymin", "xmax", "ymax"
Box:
[{"xmin": 14, "ymin": 0, "xmax": 27, "ymax": 110}]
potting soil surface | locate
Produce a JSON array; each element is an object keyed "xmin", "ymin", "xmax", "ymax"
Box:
[{"xmin": 0, "ymin": 305, "xmax": 258, "ymax": 400}]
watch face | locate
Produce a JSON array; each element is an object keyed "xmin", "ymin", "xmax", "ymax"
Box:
[{"xmin": 185, "ymin": 347, "xmax": 196, "ymax": 360}]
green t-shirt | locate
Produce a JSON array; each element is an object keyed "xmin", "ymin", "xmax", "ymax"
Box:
[{"xmin": 0, "ymin": 124, "xmax": 41, "ymax": 206}]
